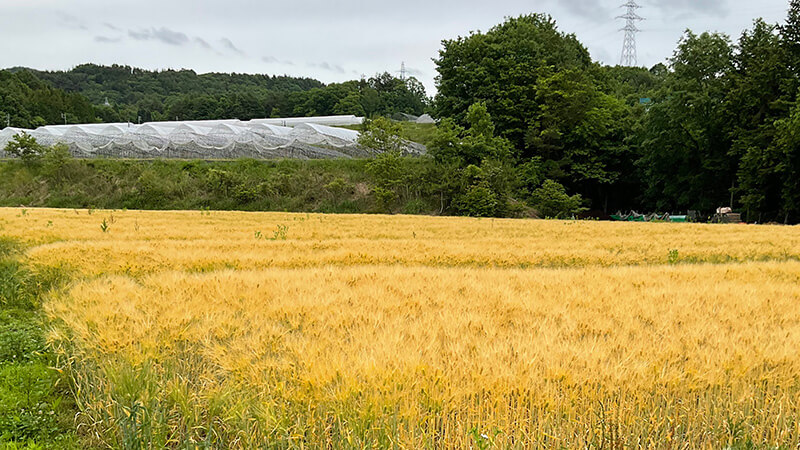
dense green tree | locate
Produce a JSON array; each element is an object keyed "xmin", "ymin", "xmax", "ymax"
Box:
[
  {"xmin": 776, "ymin": 0, "xmax": 800, "ymax": 223},
  {"xmin": 434, "ymin": 14, "xmax": 591, "ymax": 149},
  {"xmin": 639, "ymin": 31, "xmax": 735, "ymax": 212},
  {"xmin": 28, "ymin": 65, "xmax": 427, "ymax": 122},
  {"xmin": 527, "ymin": 68, "xmax": 636, "ymax": 210},
  {"xmin": 427, "ymin": 103, "xmax": 519, "ymax": 216},
  {"xmin": 333, "ymin": 92, "xmax": 367, "ymax": 116},
  {"xmin": 429, "ymin": 103, "xmax": 513, "ymax": 167},
  {"xmin": 4, "ymin": 132, "xmax": 45, "ymax": 164},
  {"xmin": 0, "ymin": 70, "xmax": 96, "ymax": 128},
  {"xmin": 773, "ymin": 103, "xmax": 800, "ymax": 223},
  {"xmin": 783, "ymin": 0, "xmax": 800, "ymax": 81},
  {"xmin": 529, "ymin": 179, "xmax": 586, "ymax": 218},
  {"xmin": 596, "ymin": 65, "xmax": 664, "ymax": 105},
  {"xmin": 729, "ymin": 20, "xmax": 792, "ymax": 221},
  {"xmin": 433, "ymin": 14, "xmax": 644, "ymax": 212}
]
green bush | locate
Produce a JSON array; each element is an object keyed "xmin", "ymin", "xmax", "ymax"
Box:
[
  {"xmin": 530, "ymin": 180, "xmax": 586, "ymax": 219},
  {"xmin": 40, "ymin": 144, "xmax": 73, "ymax": 181},
  {"xmin": 455, "ymin": 183, "xmax": 499, "ymax": 217},
  {"xmin": 0, "ymin": 156, "xmax": 539, "ymax": 218}
]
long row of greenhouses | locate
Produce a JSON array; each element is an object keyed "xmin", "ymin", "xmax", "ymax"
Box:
[{"xmin": 0, "ymin": 115, "xmax": 422, "ymax": 160}]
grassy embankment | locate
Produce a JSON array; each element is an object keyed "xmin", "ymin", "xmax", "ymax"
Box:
[
  {"xmin": 0, "ymin": 158, "xmax": 441, "ymax": 214},
  {"xmin": 340, "ymin": 121, "xmax": 438, "ymax": 148},
  {"xmin": 0, "ymin": 123, "xmax": 439, "ymax": 215}
]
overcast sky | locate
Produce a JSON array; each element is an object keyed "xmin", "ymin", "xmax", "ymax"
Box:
[{"xmin": 0, "ymin": 0, "xmax": 792, "ymax": 96}]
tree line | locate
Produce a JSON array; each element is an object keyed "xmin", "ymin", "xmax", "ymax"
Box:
[
  {"xmin": 1, "ymin": 64, "xmax": 429, "ymax": 127},
  {"xmin": 429, "ymin": 3, "xmax": 800, "ymax": 223},
  {"xmin": 0, "ymin": 70, "xmax": 97, "ymax": 128}
]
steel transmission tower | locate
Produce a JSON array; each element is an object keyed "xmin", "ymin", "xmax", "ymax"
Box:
[{"xmin": 618, "ymin": 1, "xmax": 644, "ymax": 66}]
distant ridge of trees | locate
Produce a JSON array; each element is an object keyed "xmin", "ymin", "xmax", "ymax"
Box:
[
  {"xmin": 1, "ymin": 64, "xmax": 430, "ymax": 126},
  {"xmin": 0, "ymin": 70, "xmax": 97, "ymax": 128}
]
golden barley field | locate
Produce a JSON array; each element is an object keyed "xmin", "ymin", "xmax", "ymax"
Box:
[{"xmin": 2, "ymin": 208, "xmax": 800, "ymax": 448}]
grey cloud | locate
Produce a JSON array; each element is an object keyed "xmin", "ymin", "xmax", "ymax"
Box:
[
  {"xmin": 194, "ymin": 37, "xmax": 213, "ymax": 50},
  {"xmin": 310, "ymin": 62, "xmax": 345, "ymax": 74},
  {"xmin": 153, "ymin": 28, "xmax": 190, "ymax": 46},
  {"xmin": 128, "ymin": 29, "xmax": 151, "ymax": 41},
  {"xmin": 56, "ymin": 11, "xmax": 88, "ymax": 30},
  {"xmin": 220, "ymin": 38, "xmax": 245, "ymax": 55},
  {"xmin": 95, "ymin": 36, "xmax": 122, "ymax": 44},
  {"xmin": 103, "ymin": 22, "xmax": 121, "ymax": 32},
  {"xmin": 128, "ymin": 27, "xmax": 190, "ymax": 46},
  {"xmin": 644, "ymin": 0, "xmax": 728, "ymax": 17},
  {"xmin": 262, "ymin": 56, "xmax": 296, "ymax": 66},
  {"xmin": 557, "ymin": 0, "xmax": 611, "ymax": 24}
]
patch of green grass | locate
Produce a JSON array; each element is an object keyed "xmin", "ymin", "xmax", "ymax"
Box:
[
  {"xmin": 0, "ymin": 247, "xmax": 81, "ymax": 449},
  {"xmin": 397, "ymin": 122, "xmax": 437, "ymax": 147},
  {"xmin": 0, "ymin": 310, "xmax": 45, "ymax": 364},
  {"xmin": 0, "ymin": 156, "xmax": 447, "ymax": 216},
  {"xmin": 0, "ymin": 363, "xmax": 79, "ymax": 448},
  {"xmin": 340, "ymin": 121, "xmax": 437, "ymax": 147}
]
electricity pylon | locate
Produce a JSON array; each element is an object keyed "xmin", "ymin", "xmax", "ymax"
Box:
[{"xmin": 618, "ymin": 1, "xmax": 644, "ymax": 66}]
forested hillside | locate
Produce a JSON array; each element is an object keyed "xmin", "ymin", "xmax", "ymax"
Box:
[
  {"xmin": 0, "ymin": 70, "xmax": 97, "ymax": 128},
  {"xmin": 31, "ymin": 65, "xmax": 429, "ymax": 122},
  {"xmin": 1, "ymin": 65, "xmax": 429, "ymax": 126}
]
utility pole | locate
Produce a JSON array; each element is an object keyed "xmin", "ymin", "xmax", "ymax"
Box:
[
  {"xmin": 399, "ymin": 62, "xmax": 407, "ymax": 81},
  {"xmin": 5, "ymin": 113, "xmax": 9, "ymax": 128},
  {"xmin": 618, "ymin": 1, "xmax": 644, "ymax": 67}
]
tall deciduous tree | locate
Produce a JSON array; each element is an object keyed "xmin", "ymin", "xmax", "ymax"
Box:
[
  {"xmin": 527, "ymin": 68, "xmax": 635, "ymax": 211},
  {"xmin": 433, "ymin": 14, "xmax": 642, "ymax": 212},
  {"xmin": 729, "ymin": 20, "xmax": 792, "ymax": 221},
  {"xmin": 774, "ymin": 102, "xmax": 800, "ymax": 223},
  {"xmin": 639, "ymin": 31, "xmax": 735, "ymax": 212},
  {"xmin": 434, "ymin": 14, "xmax": 591, "ymax": 150}
]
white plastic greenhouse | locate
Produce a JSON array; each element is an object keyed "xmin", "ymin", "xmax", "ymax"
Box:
[{"xmin": 0, "ymin": 115, "xmax": 425, "ymax": 160}]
